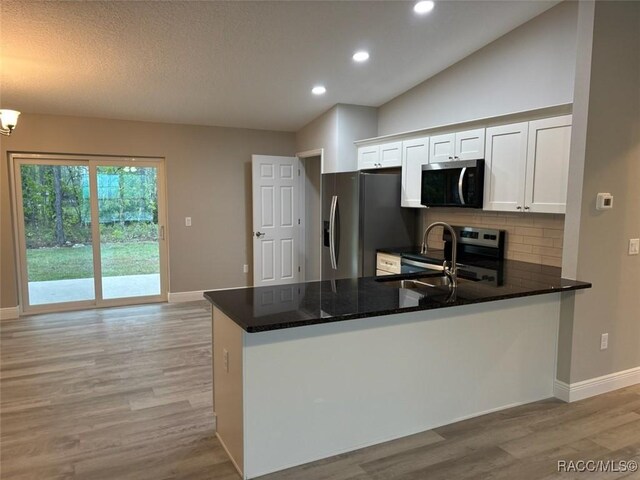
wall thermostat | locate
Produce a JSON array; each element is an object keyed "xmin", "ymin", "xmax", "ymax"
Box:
[{"xmin": 596, "ymin": 193, "xmax": 613, "ymax": 210}]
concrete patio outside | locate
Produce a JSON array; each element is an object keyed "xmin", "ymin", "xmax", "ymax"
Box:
[{"xmin": 28, "ymin": 273, "xmax": 161, "ymax": 305}]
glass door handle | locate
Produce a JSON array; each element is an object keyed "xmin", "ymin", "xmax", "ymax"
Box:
[{"xmin": 160, "ymin": 226, "xmax": 165, "ymax": 240}]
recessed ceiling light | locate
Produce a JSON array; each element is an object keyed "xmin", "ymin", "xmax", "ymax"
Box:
[
  {"xmin": 414, "ymin": 0, "xmax": 435, "ymax": 15},
  {"xmin": 312, "ymin": 85, "xmax": 326, "ymax": 95},
  {"xmin": 352, "ymin": 51, "xmax": 370, "ymax": 63}
]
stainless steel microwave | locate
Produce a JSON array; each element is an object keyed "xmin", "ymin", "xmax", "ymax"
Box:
[{"xmin": 421, "ymin": 159, "xmax": 485, "ymax": 208}]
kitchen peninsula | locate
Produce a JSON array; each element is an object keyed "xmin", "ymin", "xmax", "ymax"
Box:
[{"xmin": 205, "ymin": 263, "xmax": 590, "ymax": 479}]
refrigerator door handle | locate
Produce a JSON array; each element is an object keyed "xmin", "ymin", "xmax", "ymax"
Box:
[
  {"xmin": 458, "ymin": 167, "xmax": 467, "ymax": 206},
  {"xmin": 329, "ymin": 195, "xmax": 338, "ymax": 270}
]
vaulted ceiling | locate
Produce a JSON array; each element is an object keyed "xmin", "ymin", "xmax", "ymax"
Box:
[{"xmin": 0, "ymin": 1, "xmax": 558, "ymax": 131}]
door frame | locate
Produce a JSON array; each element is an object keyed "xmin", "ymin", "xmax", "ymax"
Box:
[
  {"xmin": 9, "ymin": 152, "xmax": 169, "ymax": 314},
  {"xmin": 296, "ymin": 148, "xmax": 323, "ymax": 282}
]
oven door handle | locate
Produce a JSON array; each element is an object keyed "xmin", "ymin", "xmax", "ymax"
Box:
[
  {"xmin": 458, "ymin": 167, "xmax": 467, "ymax": 206},
  {"xmin": 401, "ymin": 258, "xmax": 445, "ymax": 271}
]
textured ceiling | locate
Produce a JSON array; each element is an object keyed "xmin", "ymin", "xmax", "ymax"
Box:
[{"xmin": 0, "ymin": 1, "xmax": 558, "ymax": 132}]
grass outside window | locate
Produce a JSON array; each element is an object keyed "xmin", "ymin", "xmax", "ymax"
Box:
[{"xmin": 26, "ymin": 242, "xmax": 159, "ymax": 281}]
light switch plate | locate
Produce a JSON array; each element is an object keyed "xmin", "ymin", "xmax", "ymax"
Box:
[
  {"xmin": 600, "ymin": 333, "xmax": 608, "ymax": 350},
  {"xmin": 185, "ymin": 217, "xmax": 192, "ymax": 227},
  {"xmin": 629, "ymin": 238, "xmax": 639, "ymax": 255}
]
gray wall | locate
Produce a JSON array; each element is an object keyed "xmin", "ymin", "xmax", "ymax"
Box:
[
  {"xmin": 0, "ymin": 114, "xmax": 296, "ymax": 308},
  {"xmin": 296, "ymin": 106, "xmax": 338, "ymax": 168},
  {"xmin": 296, "ymin": 104, "xmax": 377, "ymax": 173},
  {"xmin": 335, "ymin": 104, "xmax": 378, "ymax": 169},
  {"xmin": 377, "ymin": 1, "xmax": 578, "ymax": 135},
  {"xmin": 561, "ymin": 1, "xmax": 640, "ymax": 383}
]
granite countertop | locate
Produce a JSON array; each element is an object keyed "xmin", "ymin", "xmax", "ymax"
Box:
[{"xmin": 204, "ymin": 256, "xmax": 591, "ymax": 333}]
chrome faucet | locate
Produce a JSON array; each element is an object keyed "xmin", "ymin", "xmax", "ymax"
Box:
[{"xmin": 421, "ymin": 222, "xmax": 458, "ymax": 288}]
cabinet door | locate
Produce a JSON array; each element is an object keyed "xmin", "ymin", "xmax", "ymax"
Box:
[
  {"xmin": 455, "ymin": 128, "xmax": 485, "ymax": 160},
  {"xmin": 525, "ymin": 115, "xmax": 572, "ymax": 214},
  {"xmin": 401, "ymin": 137, "xmax": 429, "ymax": 208},
  {"xmin": 379, "ymin": 142, "xmax": 402, "ymax": 168},
  {"xmin": 484, "ymin": 123, "xmax": 528, "ymax": 212},
  {"xmin": 357, "ymin": 145, "xmax": 379, "ymax": 170},
  {"xmin": 429, "ymin": 133, "xmax": 455, "ymax": 163}
]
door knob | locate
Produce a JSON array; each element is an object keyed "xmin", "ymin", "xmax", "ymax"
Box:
[
  {"xmin": 255, "ymin": 231, "xmax": 265, "ymax": 238},
  {"xmin": 516, "ymin": 206, "xmax": 522, "ymax": 210}
]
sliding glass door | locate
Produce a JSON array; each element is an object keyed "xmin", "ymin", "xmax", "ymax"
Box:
[
  {"xmin": 96, "ymin": 164, "xmax": 162, "ymax": 300},
  {"xmin": 12, "ymin": 154, "xmax": 168, "ymax": 313},
  {"xmin": 17, "ymin": 162, "xmax": 96, "ymax": 306}
]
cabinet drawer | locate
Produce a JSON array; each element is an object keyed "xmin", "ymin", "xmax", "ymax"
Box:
[
  {"xmin": 376, "ymin": 269, "xmax": 394, "ymax": 276},
  {"xmin": 376, "ymin": 253, "xmax": 401, "ymax": 274}
]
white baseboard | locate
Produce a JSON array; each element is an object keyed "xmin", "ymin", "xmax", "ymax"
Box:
[
  {"xmin": 168, "ymin": 286, "xmax": 247, "ymax": 303},
  {"xmin": 0, "ymin": 306, "xmax": 20, "ymax": 320},
  {"xmin": 168, "ymin": 290, "xmax": 206, "ymax": 303},
  {"xmin": 553, "ymin": 379, "xmax": 571, "ymax": 402},
  {"xmin": 554, "ymin": 366, "xmax": 640, "ymax": 402}
]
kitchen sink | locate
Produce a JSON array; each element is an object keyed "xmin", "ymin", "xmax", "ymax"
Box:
[{"xmin": 377, "ymin": 275, "xmax": 462, "ymax": 290}]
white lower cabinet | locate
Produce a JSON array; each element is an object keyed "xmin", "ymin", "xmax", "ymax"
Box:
[
  {"xmin": 376, "ymin": 252, "xmax": 401, "ymax": 275},
  {"xmin": 483, "ymin": 115, "xmax": 572, "ymax": 214},
  {"xmin": 401, "ymin": 136, "xmax": 429, "ymax": 208}
]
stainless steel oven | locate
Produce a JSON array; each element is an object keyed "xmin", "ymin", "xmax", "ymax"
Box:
[
  {"xmin": 400, "ymin": 226, "xmax": 506, "ymax": 286},
  {"xmin": 400, "ymin": 257, "xmax": 444, "ymax": 275}
]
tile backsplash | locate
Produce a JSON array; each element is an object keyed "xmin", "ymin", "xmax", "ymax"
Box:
[{"xmin": 419, "ymin": 209, "xmax": 564, "ymax": 267}]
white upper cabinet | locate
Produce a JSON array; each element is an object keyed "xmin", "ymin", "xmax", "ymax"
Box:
[
  {"xmin": 455, "ymin": 128, "xmax": 485, "ymax": 160},
  {"xmin": 429, "ymin": 133, "xmax": 455, "ymax": 162},
  {"xmin": 484, "ymin": 115, "xmax": 572, "ymax": 214},
  {"xmin": 483, "ymin": 123, "xmax": 529, "ymax": 212},
  {"xmin": 379, "ymin": 142, "xmax": 402, "ymax": 168},
  {"xmin": 357, "ymin": 112, "xmax": 571, "ymax": 213},
  {"xmin": 429, "ymin": 129, "xmax": 485, "ymax": 163},
  {"xmin": 357, "ymin": 145, "xmax": 379, "ymax": 170},
  {"xmin": 401, "ymin": 136, "xmax": 429, "ymax": 208},
  {"xmin": 525, "ymin": 115, "xmax": 572, "ymax": 214},
  {"xmin": 357, "ymin": 141, "xmax": 402, "ymax": 170}
]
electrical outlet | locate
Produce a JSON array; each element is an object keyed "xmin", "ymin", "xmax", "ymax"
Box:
[
  {"xmin": 600, "ymin": 333, "xmax": 608, "ymax": 350},
  {"xmin": 185, "ymin": 217, "xmax": 192, "ymax": 227},
  {"xmin": 243, "ymin": 264, "xmax": 249, "ymax": 273},
  {"xmin": 629, "ymin": 238, "xmax": 639, "ymax": 255},
  {"xmin": 223, "ymin": 348, "xmax": 229, "ymax": 372}
]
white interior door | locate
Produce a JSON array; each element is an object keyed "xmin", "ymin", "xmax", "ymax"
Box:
[{"xmin": 252, "ymin": 155, "xmax": 301, "ymax": 287}]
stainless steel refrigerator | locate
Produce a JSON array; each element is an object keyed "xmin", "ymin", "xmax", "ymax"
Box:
[{"xmin": 321, "ymin": 171, "xmax": 417, "ymax": 280}]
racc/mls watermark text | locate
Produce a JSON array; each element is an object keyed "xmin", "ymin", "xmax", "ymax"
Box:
[{"xmin": 557, "ymin": 459, "xmax": 638, "ymax": 473}]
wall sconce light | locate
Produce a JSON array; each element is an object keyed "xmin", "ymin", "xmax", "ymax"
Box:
[{"xmin": 0, "ymin": 109, "xmax": 21, "ymax": 136}]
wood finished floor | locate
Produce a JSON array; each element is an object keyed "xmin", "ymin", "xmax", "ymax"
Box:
[{"xmin": 1, "ymin": 302, "xmax": 639, "ymax": 480}]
